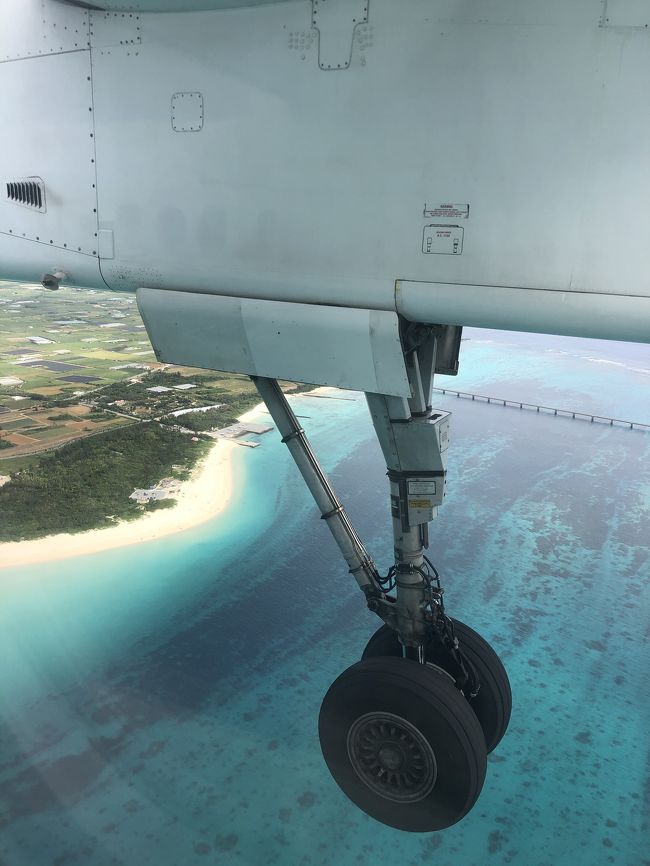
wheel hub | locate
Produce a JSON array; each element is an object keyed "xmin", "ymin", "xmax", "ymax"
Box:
[{"xmin": 346, "ymin": 711, "xmax": 437, "ymax": 803}]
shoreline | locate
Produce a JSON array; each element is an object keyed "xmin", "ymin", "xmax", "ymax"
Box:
[
  {"xmin": 0, "ymin": 387, "xmax": 340, "ymax": 570},
  {"xmin": 0, "ymin": 402, "xmax": 268, "ymax": 570}
]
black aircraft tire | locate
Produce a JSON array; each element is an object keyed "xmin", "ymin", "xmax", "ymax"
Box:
[
  {"xmin": 361, "ymin": 620, "xmax": 512, "ymax": 754},
  {"xmin": 318, "ymin": 656, "xmax": 487, "ymax": 832}
]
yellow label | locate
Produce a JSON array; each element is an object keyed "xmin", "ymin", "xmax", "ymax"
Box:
[{"xmin": 409, "ymin": 499, "xmax": 432, "ymax": 509}]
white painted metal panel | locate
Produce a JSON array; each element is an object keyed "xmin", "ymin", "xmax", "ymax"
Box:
[
  {"xmin": 88, "ymin": 0, "xmax": 649, "ymax": 346},
  {"xmin": 89, "ymin": 11, "xmax": 142, "ymax": 51},
  {"xmin": 0, "ymin": 0, "xmax": 648, "ymax": 346},
  {"xmin": 602, "ymin": 0, "xmax": 650, "ymax": 28},
  {"xmin": 0, "ymin": 50, "xmax": 103, "ymax": 286},
  {"xmin": 0, "ymin": 0, "xmax": 89, "ymax": 62},
  {"xmin": 396, "ymin": 281, "xmax": 650, "ymax": 344},
  {"xmin": 0, "ymin": 234, "xmax": 104, "ymax": 288},
  {"xmin": 137, "ymin": 289, "xmax": 411, "ymax": 395},
  {"xmin": 64, "ymin": 0, "xmax": 302, "ymax": 11}
]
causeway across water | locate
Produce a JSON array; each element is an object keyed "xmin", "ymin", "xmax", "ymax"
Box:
[{"xmin": 433, "ymin": 388, "xmax": 650, "ymax": 433}]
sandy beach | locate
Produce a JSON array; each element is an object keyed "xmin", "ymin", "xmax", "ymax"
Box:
[
  {"xmin": 0, "ymin": 402, "xmax": 269, "ymax": 570},
  {"xmin": 0, "ymin": 388, "xmax": 342, "ymax": 570}
]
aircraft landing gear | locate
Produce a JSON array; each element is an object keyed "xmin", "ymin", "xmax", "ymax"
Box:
[
  {"xmin": 319, "ymin": 656, "xmax": 487, "ymax": 831},
  {"xmin": 251, "ymin": 325, "xmax": 510, "ymax": 831},
  {"xmin": 362, "ymin": 618, "xmax": 512, "ymax": 754}
]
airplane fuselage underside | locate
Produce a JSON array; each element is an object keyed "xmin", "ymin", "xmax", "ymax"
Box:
[{"xmin": 1, "ymin": 0, "xmax": 649, "ymax": 351}]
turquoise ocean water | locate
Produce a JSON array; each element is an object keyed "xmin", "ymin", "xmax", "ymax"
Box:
[{"xmin": 1, "ymin": 330, "xmax": 649, "ymax": 866}]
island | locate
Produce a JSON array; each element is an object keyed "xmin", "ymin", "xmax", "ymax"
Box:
[{"xmin": 0, "ymin": 281, "xmax": 309, "ymax": 548}]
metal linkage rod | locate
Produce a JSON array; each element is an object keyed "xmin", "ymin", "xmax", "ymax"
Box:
[{"xmin": 251, "ymin": 377, "xmax": 381, "ymax": 593}]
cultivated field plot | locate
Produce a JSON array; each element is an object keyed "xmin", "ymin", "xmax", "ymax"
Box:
[
  {"xmin": 0, "ymin": 282, "xmax": 158, "ymax": 458},
  {"xmin": 0, "ymin": 282, "xmax": 278, "ymax": 464},
  {"xmin": 0, "ymin": 283, "xmax": 155, "ymax": 396}
]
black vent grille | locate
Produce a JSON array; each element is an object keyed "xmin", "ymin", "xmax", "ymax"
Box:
[{"xmin": 5, "ymin": 177, "xmax": 46, "ymax": 213}]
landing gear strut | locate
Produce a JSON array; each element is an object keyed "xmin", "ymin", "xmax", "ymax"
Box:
[{"xmin": 251, "ymin": 324, "xmax": 511, "ymax": 832}]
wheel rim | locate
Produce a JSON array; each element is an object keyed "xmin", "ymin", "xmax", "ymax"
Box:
[{"xmin": 346, "ymin": 711, "xmax": 437, "ymax": 803}]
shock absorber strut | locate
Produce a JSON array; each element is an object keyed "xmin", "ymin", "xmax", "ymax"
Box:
[
  {"xmin": 366, "ymin": 392, "xmax": 450, "ymax": 648},
  {"xmin": 251, "ymin": 377, "xmax": 383, "ymax": 596}
]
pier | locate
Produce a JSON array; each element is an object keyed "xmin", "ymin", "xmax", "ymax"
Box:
[
  {"xmin": 208, "ymin": 420, "xmax": 275, "ymax": 447},
  {"xmin": 433, "ymin": 388, "xmax": 650, "ymax": 432}
]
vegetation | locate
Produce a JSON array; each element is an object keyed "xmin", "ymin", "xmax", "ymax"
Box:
[
  {"xmin": 91, "ymin": 369, "xmax": 288, "ymax": 428},
  {"xmin": 144, "ymin": 499, "xmax": 176, "ymax": 512},
  {"xmin": 0, "ymin": 373, "xmax": 314, "ymax": 541},
  {"xmin": 161, "ymin": 408, "xmax": 237, "ymax": 432},
  {"xmin": 0, "ymin": 283, "xmax": 318, "ymax": 541},
  {"xmin": 0, "ymin": 424, "xmax": 209, "ymax": 542}
]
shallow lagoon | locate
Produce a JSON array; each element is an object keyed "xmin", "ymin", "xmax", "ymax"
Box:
[{"xmin": 1, "ymin": 330, "xmax": 649, "ymax": 866}]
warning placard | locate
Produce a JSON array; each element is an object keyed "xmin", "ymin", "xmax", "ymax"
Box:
[
  {"xmin": 408, "ymin": 499, "xmax": 433, "ymax": 509},
  {"xmin": 424, "ymin": 203, "xmax": 470, "ymax": 220},
  {"xmin": 408, "ymin": 481, "xmax": 437, "ymax": 495}
]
